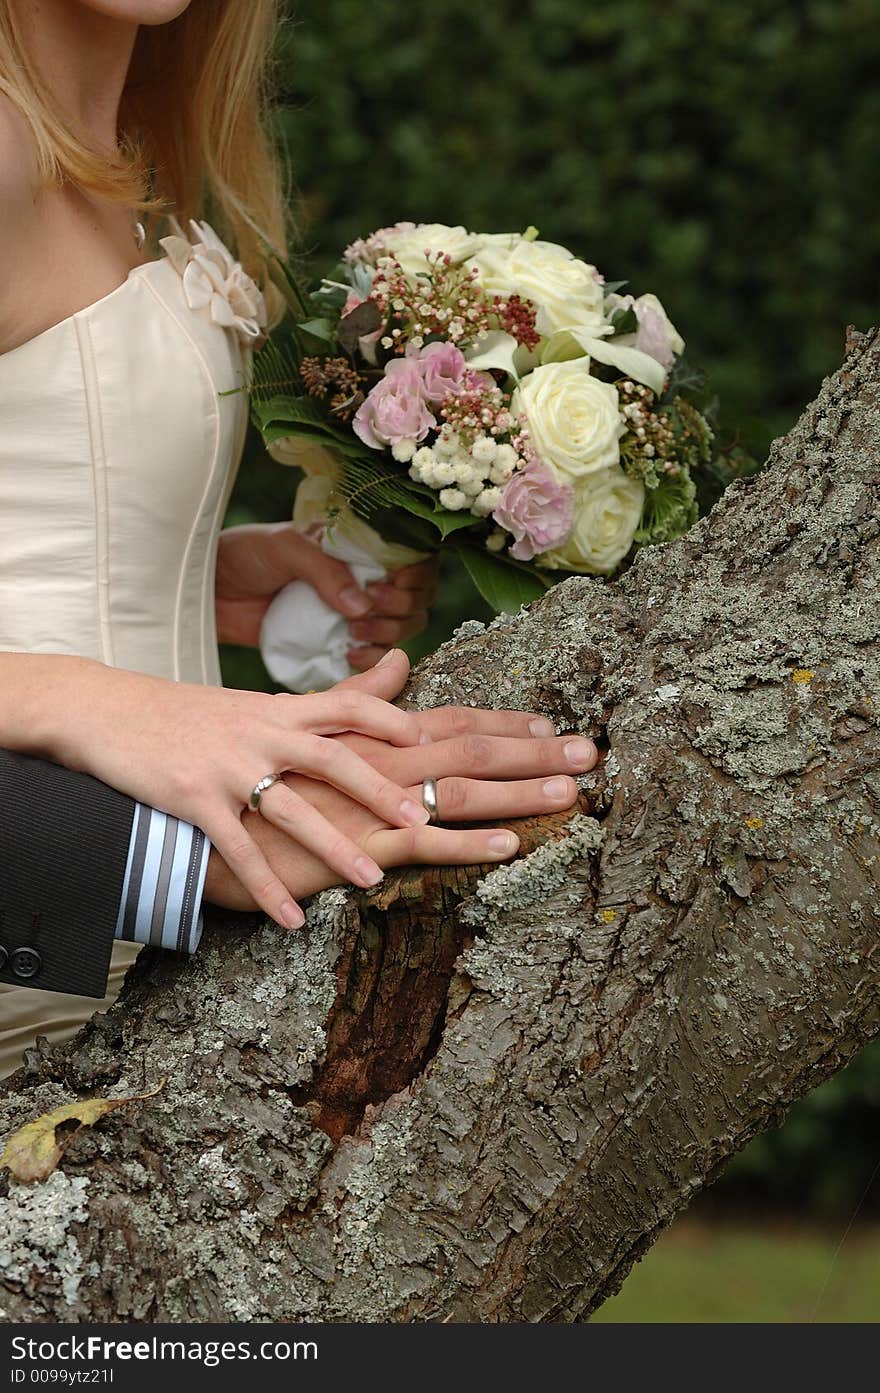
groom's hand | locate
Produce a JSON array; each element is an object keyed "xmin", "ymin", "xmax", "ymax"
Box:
[
  {"xmin": 202, "ymin": 649, "xmax": 595, "ymax": 913},
  {"xmin": 215, "ymin": 522, "xmax": 437, "ymax": 659},
  {"xmin": 348, "ymin": 555, "xmax": 439, "ymax": 670}
]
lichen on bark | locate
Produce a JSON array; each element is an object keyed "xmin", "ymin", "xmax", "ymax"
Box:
[{"xmin": 1, "ymin": 328, "xmax": 878, "ymax": 1323}]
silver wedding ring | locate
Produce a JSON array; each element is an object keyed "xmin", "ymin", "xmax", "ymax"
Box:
[
  {"xmin": 421, "ymin": 777, "xmax": 439, "ymax": 825},
  {"xmin": 249, "ymin": 772, "xmax": 281, "ymax": 811}
]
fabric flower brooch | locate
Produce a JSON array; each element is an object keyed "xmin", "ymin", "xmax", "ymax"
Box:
[{"xmin": 159, "ymin": 217, "xmax": 268, "ymax": 350}]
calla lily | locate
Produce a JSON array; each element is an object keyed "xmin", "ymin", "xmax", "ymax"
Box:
[
  {"xmin": 465, "ymin": 330, "xmax": 522, "ymax": 380},
  {"xmin": 541, "ymin": 327, "xmax": 667, "ymax": 395}
]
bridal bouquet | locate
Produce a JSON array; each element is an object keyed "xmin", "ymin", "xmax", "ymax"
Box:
[{"xmin": 248, "ymin": 222, "xmax": 720, "ymax": 690}]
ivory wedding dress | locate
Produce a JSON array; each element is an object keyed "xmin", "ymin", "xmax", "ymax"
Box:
[{"xmin": 0, "ymin": 219, "xmax": 259, "ymax": 1077}]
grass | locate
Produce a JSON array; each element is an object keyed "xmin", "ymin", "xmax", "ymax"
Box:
[{"xmin": 592, "ymin": 1220, "xmax": 880, "ymax": 1323}]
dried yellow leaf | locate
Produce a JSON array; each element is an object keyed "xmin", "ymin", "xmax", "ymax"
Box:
[
  {"xmin": 745, "ymin": 815, "xmax": 764, "ymax": 830},
  {"xmin": 0, "ymin": 1079, "xmax": 165, "ymax": 1184},
  {"xmin": 599, "ymin": 908, "xmax": 616, "ymax": 923},
  {"xmin": 792, "ymin": 668, "xmax": 814, "ymax": 684}
]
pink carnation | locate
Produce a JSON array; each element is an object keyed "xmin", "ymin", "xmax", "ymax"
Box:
[
  {"xmin": 352, "ymin": 359, "xmax": 436, "ymax": 450},
  {"xmin": 492, "ymin": 460, "xmax": 574, "ymax": 561},
  {"xmin": 416, "ymin": 341, "xmax": 469, "ymax": 405}
]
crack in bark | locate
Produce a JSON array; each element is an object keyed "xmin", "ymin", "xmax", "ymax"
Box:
[
  {"xmin": 286, "ymin": 890, "xmax": 470, "ymax": 1141},
  {"xmin": 286, "ymin": 797, "xmax": 606, "ymax": 1143}
]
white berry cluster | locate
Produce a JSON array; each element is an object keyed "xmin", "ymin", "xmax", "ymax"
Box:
[{"xmin": 405, "ymin": 430, "xmax": 520, "ymax": 516}]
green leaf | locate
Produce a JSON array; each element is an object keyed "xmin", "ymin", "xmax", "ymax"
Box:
[
  {"xmin": 337, "ymin": 452, "xmax": 483, "ymax": 539},
  {"xmin": 265, "ymin": 251, "xmax": 310, "ymax": 318},
  {"xmin": 338, "ymin": 454, "xmax": 427, "ymax": 519},
  {"xmin": 248, "ymin": 335, "xmax": 302, "ymax": 401},
  {"xmin": 253, "ymin": 393, "xmax": 366, "ymax": 453},
  {"xmin": 311, "ymin": 281, "xmax": 349, "ymax": 313},
  {"xmin": 298, "ymin": 317, "xmax": 336, "ymax": 343},
  {"xmin": 399, "ymin": 493, "xmax": 481, "ymax": 539},
  {"xmin": 610, "ymin": 306, "xmax": 639, "ymax": 335},
  {"xmin": 457, "ymin": 546, "xmax": 550, "ymax": 613},
  {"xmin": 368, "ymin": 506, "xmax": 442, "ymax": 552},
  {"xmin": 255, "ymin": 399, "xmax": 370, "ymax": 459},
  {"xmin": 261, "ymin": 420, "xmax": 369, "ymax": 458},
  {"xmin": 252, "ymin": 392, "xmax": 326, "ymax": 432}
]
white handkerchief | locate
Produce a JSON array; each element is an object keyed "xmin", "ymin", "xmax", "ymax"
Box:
[{"xmin": 259, "ymin": 530, "xmax": 388, "ymax": 692}]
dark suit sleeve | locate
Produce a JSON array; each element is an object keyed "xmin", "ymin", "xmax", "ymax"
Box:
[{"xmin": 0, "ymin": 748, "xmax": 136, "ymax": 998}]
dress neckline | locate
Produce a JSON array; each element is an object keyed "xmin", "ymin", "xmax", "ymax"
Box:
[{"xmin": 0, "ymin": 257, "xmax": 165, "ymax": 365}]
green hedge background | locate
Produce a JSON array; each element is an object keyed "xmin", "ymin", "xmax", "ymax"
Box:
[{"xmin": 220, "ymin": 0, "xmax": 880, "ymax": 1222}]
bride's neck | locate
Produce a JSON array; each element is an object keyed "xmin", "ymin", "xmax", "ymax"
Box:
[{"xmin": 8, "ymin": 0, "xmax": 137, "ymax": 155}]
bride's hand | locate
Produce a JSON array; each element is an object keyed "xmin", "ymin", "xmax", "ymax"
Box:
[
  {"xmin": 48, "ymin": 652, "xmax": 441, "ymax": 930},
  {"xmin": 204, "ymin": 650, "xmax": 599, "ymax": 912},
  {"xmin": 214, "ymin": 521, "xmax": 438, "ymax": 658}
]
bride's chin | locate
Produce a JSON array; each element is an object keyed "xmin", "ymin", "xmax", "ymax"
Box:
[{"xmin": 77, "ymin": 0, "xmax": 194, "ymax": 26}]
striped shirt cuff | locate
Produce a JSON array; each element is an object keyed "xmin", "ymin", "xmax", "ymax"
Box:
[{"xmin": 114, "ymin": 804, "xmax": 210, "ymax": 953}]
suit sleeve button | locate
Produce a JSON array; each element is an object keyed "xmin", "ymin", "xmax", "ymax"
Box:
[
  {"xmin": 0, "ymin": 944, "xmax": 8, "ymax": 971},
  {"xmin": 11, "ymin": 946, "xmax": 41, "ymax": 979}
]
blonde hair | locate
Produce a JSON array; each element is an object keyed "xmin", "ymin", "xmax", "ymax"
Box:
[{"xmin": 0, "ymin": 0, "xmax": 290, "ymax": 324}]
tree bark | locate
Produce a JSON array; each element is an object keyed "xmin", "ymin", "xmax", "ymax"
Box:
[{"xmin": 2, "ymin": 329, "xmax": 879, "ymax": 1324}]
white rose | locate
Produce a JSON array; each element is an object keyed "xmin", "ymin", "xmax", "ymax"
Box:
[
  {"xmin": 540, "ymin": 467, "xmax": 645, "ymax": 574},
  {"xmin": 467, "ymin": 237, "xmax": 605, "ymax": 337},
  {"xmin": 511, "ymin": 361, "xmax": 624, "ymax": 482},
  {"xmin": 380, "ymin": 223, "xmax": 484, "ymax": 277}
]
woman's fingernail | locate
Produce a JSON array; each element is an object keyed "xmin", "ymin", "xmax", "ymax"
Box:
[
  {"xmin": 355, "ymin": 856, "xmax": 384, "ymax": 886},
  {"xmin": 280, "ymin": 900, "xmax": 305, "ymax": 930},
  {"xmin": 401, "ymin": 798, "xmax": 430, "ymax": 826},
  {"xmin": 543, "ymin": 777, "xmax": 570, "ymax": 799},
  {"xmin": 564, "ymin": 738, "xmax": 596, "ymax": 769},
  {"xmin": 339, "ymin": 585, "xmax": 372, "ymax": 616},
  {"xmin": 529, "ymin": 716, "xmax": 555, "ymax": 737},
  {"xmin": 378, "ymin": 647, "xmax": 401, "ymax": 666},
  {"xmin": 488, "ymin": 831, "xmax": 518, "ymax": 855}
]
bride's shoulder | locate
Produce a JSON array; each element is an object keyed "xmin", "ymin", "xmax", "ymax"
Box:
[{"xmin": 0, "ymin": 94, "xmax": 37, "ymax": 238}]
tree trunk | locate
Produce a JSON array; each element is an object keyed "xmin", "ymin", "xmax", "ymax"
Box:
[{"xmin": 2, "ymin": 329, "xmax": 879, "ymax": 1324}]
